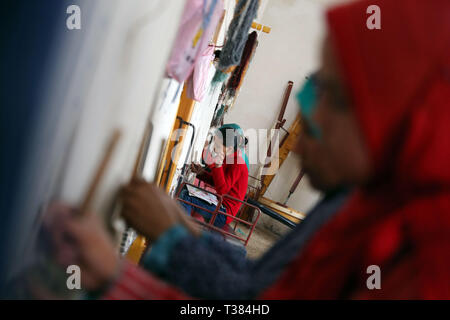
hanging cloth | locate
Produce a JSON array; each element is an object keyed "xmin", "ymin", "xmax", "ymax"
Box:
[
  {"xmin": 166, "ymin": 0, "xmax": 224, "ymax": 83},
  {"xmin": 186, "ymin": 45, "xmax": 215, "ymax": 101}
]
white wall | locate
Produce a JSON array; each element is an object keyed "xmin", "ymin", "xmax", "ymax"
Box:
[
  {"xmin": 58, "ymin": 1, "xmax": 185, "ymax": 212},
  {"xmin": 225, "ymin": 0, "xmax": 343, "ymax": 214}
]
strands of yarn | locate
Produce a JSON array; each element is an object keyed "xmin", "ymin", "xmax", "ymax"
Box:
[
  {"xmin": 218, "ymin": 0, "xmax": 260, "ymax": 70},
  {"xmin": 228, "ymin": 31, "xmax": 258, "ymax": 90},
  {"xmin": 212, "ymin": 69, "xmax": 230, "ymax": 84}
]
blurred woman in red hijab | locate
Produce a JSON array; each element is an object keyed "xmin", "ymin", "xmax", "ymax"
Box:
[{"xmin": 262, "ymin": 0, "xmax": 450, "ymax": 299}]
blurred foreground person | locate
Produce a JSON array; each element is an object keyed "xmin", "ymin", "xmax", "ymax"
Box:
[
  {"xmin": 262, "ymin": 0, "xmax": 450, "ymax": 298},
  {"xmin": 119, "ymin": 143, "xmax": 348, "ymax": 298},
  {"xmin": 43, "ymin": 109, "xmax": 349, "ymax": 299},
  {"xmin": 48, "ymin": 0, "xmax": 449, "ymax": 299}
]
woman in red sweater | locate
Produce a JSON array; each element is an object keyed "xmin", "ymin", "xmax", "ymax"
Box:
[{"xmin": 178, "ymin": 124, "xmax": 249, "ymax": 228}]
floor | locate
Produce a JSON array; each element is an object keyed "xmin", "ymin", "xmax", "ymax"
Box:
[
  {"xmin": 234, "ymin": 218, "xmax": 291, "ymax": 259},
  {"xmin": 244, "ymin": 225, "xmax": 280, "ymax": 259}
]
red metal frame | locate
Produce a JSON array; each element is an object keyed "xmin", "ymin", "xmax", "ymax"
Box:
[
  {"xmin": 233, "ymin": 175, "xmax": 263, "ymax": 225},
  {"xmin": 175, "ymin": 182, "xmax": 261, "ymax": 246}
]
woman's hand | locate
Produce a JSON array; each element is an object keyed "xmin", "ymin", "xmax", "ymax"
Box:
[
  {"xmin": 213, "ymin": 152, "xmax": 225, "ymax": 167},
  {"xmin": 121, "ymin": 179, "xmax": 202, "ymax": 240},
  {"xmin": 45, "ymin": 203, "xmax": 121, "ymax": 292},
  {"xmin": 211, "ymin": 136, "xmax": 225, "ymax": 167},
  {"xmin": 121, "ymin": 180, "xmax": 182, "ymax": 241},
  {"xmin": 62, "ymin": 213, "xmax": 121, "ymax": 291},
  {"xmin": 190, "ymin": 163, "xmax": 205, "ymax": 174}
]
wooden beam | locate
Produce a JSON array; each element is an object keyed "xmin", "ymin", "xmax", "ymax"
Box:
[
  {"xmin": 259, "ymin": 196, "xmax": 305, "ymax": 220},
  {"xmin": 260, "ymin": 113, "xmax": 302, "ymax": 196},
  {"xmin": 125, "ymin": 235, "xmax": 147, "ymax": 264},
  {"xmin": 160, "ymin": 84, "xmax": 196, "ymax": 192},
  {"xmin": 212, "ymin": 10, "xmax": 225, "ymax": 45},
  {"xmin": 270, "ymin": 208, "xmax": 302, "ymax": 225},
  {"xmin": 126, "ymin": 85, "xmax": 195, "ymax": 264}
]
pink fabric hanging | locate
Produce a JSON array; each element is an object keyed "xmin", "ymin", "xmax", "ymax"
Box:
[
  {"xmin": 186, "ymin": 45, "xmax": 215, "ymax": 101},
  {"xmin": 166, "ymin": 0, "xmax": 224, "ymax": 83}
]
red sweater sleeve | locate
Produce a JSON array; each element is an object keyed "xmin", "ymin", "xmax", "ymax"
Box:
[
  {"xmin": 210, "ymin": 165, "xmax": 242, "ymax": 196},
  {"xmin": 102, "ymin": 261, "xmax": 190, "ymax": 300},
  {"xmin": 196, "ymin": 170, "xmax": 214, "ymax": 186}
]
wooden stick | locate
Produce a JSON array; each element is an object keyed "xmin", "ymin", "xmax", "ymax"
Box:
[
  {"xmin": 78, "ymin": 129, "xmax": 121, "ymax": 216},
  {"xmin": 264, "ymin": 81, "xmax": 293, "ymax": 164},
  {"xmin": 282, "ymin": 169, "xmax": 305, "ymax": 205},
  {"xmin": 131, "ymin": 122, "xmax": 153, "ymax": 180},
  {"xmin": 259, "ymin": 197, "xmax": 305, "ymax": 220}
]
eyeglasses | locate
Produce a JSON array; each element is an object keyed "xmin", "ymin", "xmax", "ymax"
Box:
[
  {"xmin": 297, "ymin": 72, "xmax": 350, "ymax": 139},
  {"xmin": 296, "ymin": 74, "xmax": 322, "ymax": 139}
]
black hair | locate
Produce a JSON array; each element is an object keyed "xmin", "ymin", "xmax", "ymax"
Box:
[{"xmin": 216, "ymin": 128, "xmax": 244, "ymax": 152}]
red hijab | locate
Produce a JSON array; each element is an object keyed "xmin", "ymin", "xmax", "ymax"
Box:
[{"xmin": 261, "ymin": 0, "xmax": 450, "ymax": 299}]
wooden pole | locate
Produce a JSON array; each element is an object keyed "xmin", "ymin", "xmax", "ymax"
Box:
[
  {"xmin": 78, "ymin": 129, "xmax": 121, "ymax": 217},
  {"xmin": 283, "ymin": 169, "xmax": 305, "ymax": 205},
  {"xmin": 260, "ymin": 113, "xmax": 302, "ymax": 196},
  {"xmin": 264, "ymin": 81, "xmax": 293, "ymax": 162}
]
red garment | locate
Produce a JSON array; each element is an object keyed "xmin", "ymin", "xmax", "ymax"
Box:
[
  {"xmin": 103, "ymin": 261, "xmax": 190, "ymax": 300},
  {"xmin": 208, "ymin": 152, "xmax": 248, "ymax": 224},
  {"xmin": 262, "ymin": 0, "xmax": 450, "ymax": 299}
]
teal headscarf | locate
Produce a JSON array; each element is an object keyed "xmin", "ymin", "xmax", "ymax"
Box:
[
  {"xmin": 218, "ymin": 123, "xmax": 249, "ymax": 170},
  {"xmin": 296, "ymin": 74, "xmax": 322, "ymax": 139}
]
